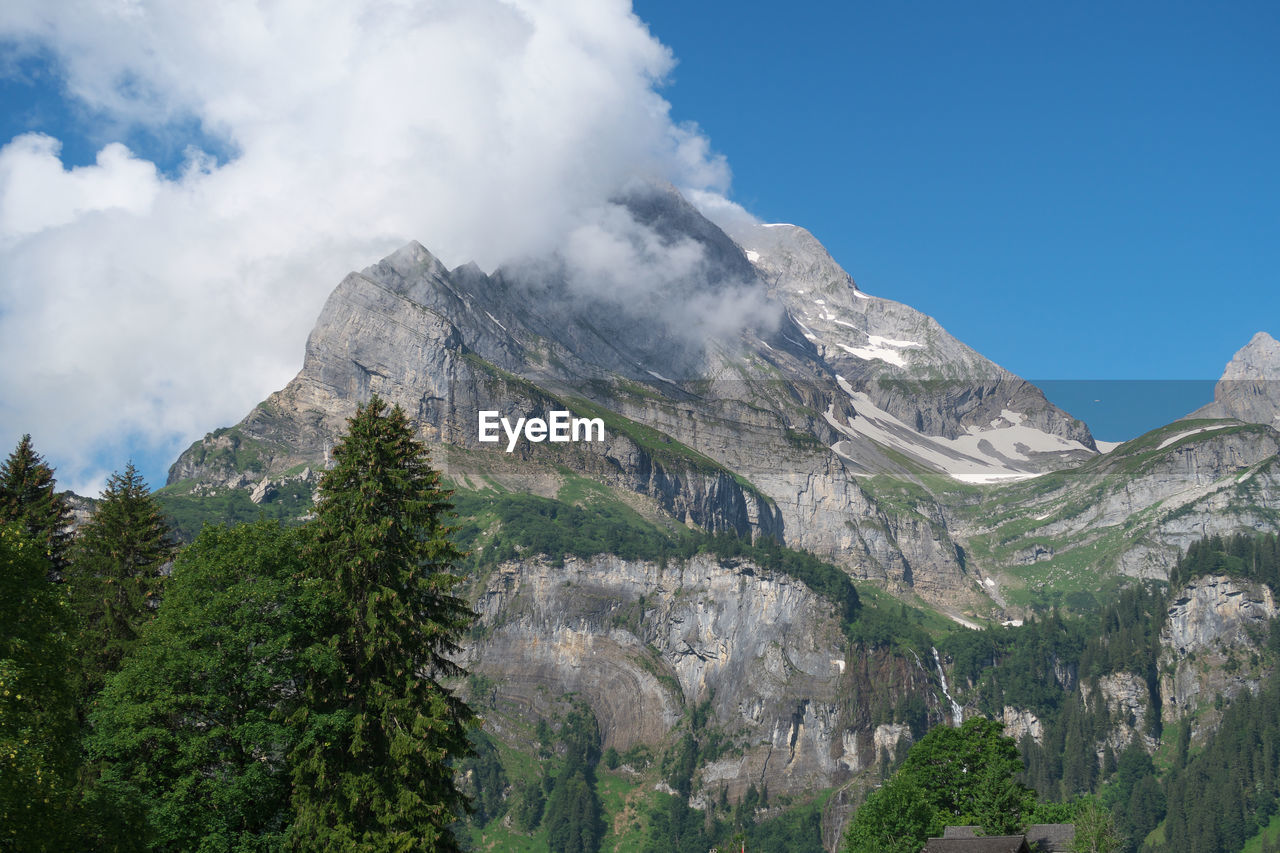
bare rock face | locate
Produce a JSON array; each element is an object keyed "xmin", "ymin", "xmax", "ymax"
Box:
[
  {"xmin": 871, "ymin": 722, "xmax": 913, "ymax": 763},
  {"xmin": 1192, "ymin": 332, "xmax": 1280, "ymax": 428},
  {"xmin": 1082, "ymin": 673, "xmax": 1156, "ymax": 753},
  {"xmin": 465, "ymin": 553, "xmax": 855, "ymax": 800},
  {"xmin": 1159, "ymin": 574, "xmax": 1277, "ymax": 729},
  {"xmin": 1002, "ymin": 706, "xmax": 1044, "ymax": 746}
]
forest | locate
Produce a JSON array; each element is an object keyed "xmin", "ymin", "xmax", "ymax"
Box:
[{"xmin": 1, "ymin": 398, "xmax": 477, "ymax": 851}]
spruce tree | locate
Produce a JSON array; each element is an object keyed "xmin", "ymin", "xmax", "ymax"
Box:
[
  {"xmin": 288, "ymin": 396, "xmax": 477, "ymax": 851},
  {"xmin": 68, "ymin": 463, "xmax": 177, "ymax": 697},
  {"xmin": 0, "ymin": 435, "xmax": 73, "ymax": 573}
]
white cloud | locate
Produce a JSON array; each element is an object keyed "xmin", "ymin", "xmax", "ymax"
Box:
[{"xmin": 0, "ymin": 0, "xmax": 747, "ymax": 492}]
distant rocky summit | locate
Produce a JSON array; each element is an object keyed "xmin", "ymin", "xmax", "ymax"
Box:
[{"xmin": 1192, "ymin": 331, "xmax": 1280, "ymax": 427}]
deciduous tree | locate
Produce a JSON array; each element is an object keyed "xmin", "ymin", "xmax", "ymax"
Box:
[
  {"xmin": 85, "ymin": 521, "xmax": 311, "ymax": 852},
  {"xmin": 843, "ymin": 717, "xmax": 1038, "ymax": 853}
]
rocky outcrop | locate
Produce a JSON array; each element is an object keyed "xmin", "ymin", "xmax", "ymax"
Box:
[
  {"xmin": 1002, "ymin": 706, "xmax": 1044, "ymax": 746},
  {"xmin": 1159, "ymin": 574, "xmax": 1277, "ymax": 730},
  {"xmin": 1082, "ymin": 673, "xmax": 1155, "ymax": 753},
  {"xmin": 1192, "ymin": 331, "xmax": 1280, "ymax": 428},
  {"xmin": 465, "ymin": 552, "xmax": 856, "ymax": 800},
  {"xmin": 871, "ymin": 723, "xmax": 913, "ymax": 763}
]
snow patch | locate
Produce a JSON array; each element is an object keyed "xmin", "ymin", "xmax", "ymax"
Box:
[
  {"xmin": 647, "ymin": 370, "xmax": 671, "ymax": 382},
  {"xmin": 744, "ymin": 250, "xmax": 760, "ymax": 263},
  {"xmin": 838, "ymin": 342, "xmax": 908, "ymax": 368},
  {"xmin": 761, "ymin": 223, "xmax": 795, "ymax": 228},
  {"xmin": 1095, "ymin": 440, "xmax": 1122, "ymax": 454},
  {"xmin": 484, "ymin": 311, "xmax": 507, "ymax": 332},
  {"xmin": 829, "ymin": 381, "xmax": 1092, "ymax": 483},
  {"xmin": 1156, "ymin": 424, "xmax": 1234, "ymax": 450},
  {"xmin": 836, "ymin": 335, "xmax": 923, "ymax": 368},
  {"xmin": 868, "ymin": 335, "xmax": 923, "ymax": 349}
]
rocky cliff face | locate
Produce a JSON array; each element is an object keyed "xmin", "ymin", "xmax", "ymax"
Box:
[
  {"xmin": 463, "ymin": 552, "xmax": 910, "ymax": 800},
  {"xmin": 1159, "ymin": 574, "xmax": 1277, "ymax": 735},
  {"xmin": 736, "ymin": 222, "xmax": 1095, "ymax": 452},
  {"xmin": 1083, "ymin": 673, "xmax": 1156, "ymax": 753}
]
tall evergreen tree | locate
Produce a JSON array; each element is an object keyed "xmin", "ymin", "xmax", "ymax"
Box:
[
  {"xmin": 0, "ymin": 435, "xmax": 73, "ymax": 573},
  {"xmin": 68, "ymin": 463, "xmax": 178, "ymax": 697},
  {"xmin": 287, "ymin": 396, "xmax": 477, "ymax": 851},
  {"xmin": 543, "ymin": 705, "xmax": 605, "ymax": 853}
]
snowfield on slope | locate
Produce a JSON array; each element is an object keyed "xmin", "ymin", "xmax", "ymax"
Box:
[{"xmin": 827, "ymin": 379, "xmax": 1095, "ymax": 483}]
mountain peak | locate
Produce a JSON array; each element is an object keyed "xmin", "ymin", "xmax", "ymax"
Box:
[
  {"xmin": 1222, "ymin": 331, "xmax": 1280, "ymax": 382},
  {"xmin": 368, "ymin": 240, "xmax": 449, "ymax": 283},
  {"xmin": 1190, "ymin": 331, "xmax": 1280, "ymax": 426}
]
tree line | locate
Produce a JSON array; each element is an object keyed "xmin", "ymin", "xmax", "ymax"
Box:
[
  {"xmin": 936, "ymin": 533, "xmax": 1280, "ymax": 852},
  {"xmin": 0, "ymin": 397, "xmax": 477, "ymax": 851}
]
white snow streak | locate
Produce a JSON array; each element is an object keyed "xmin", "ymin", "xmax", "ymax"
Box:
[
  {"xmin": 828, "ymin": 381, "xmax": 1092, "ymax": 483},
  {"xmin": 1156, "ymin": 424, "xmax": 1234, "ymax": 450}
]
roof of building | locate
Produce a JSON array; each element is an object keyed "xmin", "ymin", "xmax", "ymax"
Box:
[
  {"xmin": 1025, "ymin": 824, "xmax": 1076, "ymax": 852},
  {"xmin": 922, "ymin": 836, "xmax": 1031, "ymax": 853}
]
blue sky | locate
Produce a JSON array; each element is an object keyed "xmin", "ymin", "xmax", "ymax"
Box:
[
  {"xmin": 633, "ymin": 1, "xmax": 1278, "ymax": 382},
  {"xmin": 0, "ymin": 1, "xmax": 1276, "ymax": 490}
]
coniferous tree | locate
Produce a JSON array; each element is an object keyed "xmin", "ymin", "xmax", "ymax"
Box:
[
  {"xmin": 287, "ymin": 396, "xmax": 477, "ymax": 851},
  {"xmin": 543, "ymin": 705, "xmax": 604, "ymax": 853},
  {"xmin": 0, "ymin": 435, "xmax": 73, "ymax": 573},
  {"xmin": 68, "ymin": 463, "xmax": 177, "ymax": 697},
  {"xmin": 0, "ymin": 525, "xmax": 79, "ymax": 850}
]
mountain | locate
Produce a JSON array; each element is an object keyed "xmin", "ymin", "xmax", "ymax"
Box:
[
  {"xmin": 159, "ymin": 184, "xmax": 1280, "ymax": 845},
  {"xmin": 167, "ymin": 184, "xmax": 1099, "ymax": 606},
  {"xmin": 1190, "ymin": 330, "xmax": 1280, "ymax": 427}
]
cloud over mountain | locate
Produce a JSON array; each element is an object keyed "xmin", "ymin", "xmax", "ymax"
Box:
[{"xmin": 0, "ymin": 0, "xmax": 737, "ymax": 492}]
